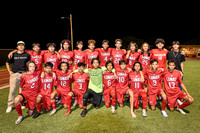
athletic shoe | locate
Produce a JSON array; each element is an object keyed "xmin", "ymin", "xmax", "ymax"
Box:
[
  {"xmin": 161, "ymin": 110, "xmax": 168, "ymax": 117},
  {"xmin": 65, "ymin": 110, "xmax": 71, "ymax": 116},
  {"xmin": 56, "ymin": 99, "xmax": 61, "ymax": 105},
  {"xmin": 177, "ymin": 99, "xmax": 183, "ymax": 105},
  {"xmin": 142, "ymin": 109, "xmax": 147, "ymax": 117},
  {"xmin": 32, "ymin": 112, "xmax": 41, "ymax": 119},
  {"xmin": 6, "ymin": 107, "xmax": 12, "ymax": 113},
  {"xmin": 81, "ymin": 109, "xmax": 87, "ymax": 117},
  {"xmin": 73, "ymin": 100, "xmax": 77, "ymax": 107},
  {"xmin": 15, "ymin": 116, "xmax": 23, "ymax": 125},
  {"xmin": 177, "ymin": 107, "xmax": 186, "ymax": 115},
  {"xmin": 50, "ymin": 109, "xmax": 57, "ymax": 116},
  {"xmin": 111, "ymin": 106, "xmax": 116, "ymax": 114},
  {"xmin": 102, "ymin": 96, "xmax": 104, "ymax": 101}
]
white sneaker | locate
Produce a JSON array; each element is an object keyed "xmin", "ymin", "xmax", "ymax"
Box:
[
  {"xmin": 161, "ymin": 110, "xmax": 168, "ymax": 117},
  {"xmin": 6, "ymin": 107, "xmax": 12, "ymax": 113},
  {"xmin": 111, "ymin": 106, "xmax": 116, "ymax": 114},
  {"xmin": 177, "ymin": 107, "xmax": 186, "ymax": 115},
  {"xmin": 73, "ymin": 100, "xmax": 77, "ymax": 107},
  {"xmin": 15, "ymin": 116, "xmax": 23, "ymax": 125},
  {"xmin": 56, "ymin": 99, "xmax": 61, "ymax": 105},
  {"xmin": 50, "ymin": 109, "xmax": 57, "ymax": 116},
  {"xmin": 21, "ymin": 105, "xmax": 26, "ymax": 110},
  {"xmin": 177, "ymin": 99, "xmax": 183, "ymax": 105},
  {"xmin": 142, "ymin": 109, "xmax": 147, "ymax": 117}
]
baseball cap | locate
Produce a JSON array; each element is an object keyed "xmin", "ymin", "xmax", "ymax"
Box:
[{"xmin": 17, "ymin": 41, "xmax": 25, "ymax": 46}]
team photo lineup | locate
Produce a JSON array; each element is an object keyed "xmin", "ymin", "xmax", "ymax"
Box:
[{"xmin": 5, "ymin": 38, "xmax": 194, "ymax": 125}]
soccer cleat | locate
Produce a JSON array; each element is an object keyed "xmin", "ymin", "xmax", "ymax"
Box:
[
  {"xmin": 73, "ymin": 100, "xmax": 77, "ymax": 107},
  {"xmin": 56, "ymin": 99, "xmax": 61, "ymax": 105},
  {"xmin": 15, "ymin": 116, "xmax": 23, "ymax": 125},
  {"xmin": 177, "ymin": 99, "xmax": 183, "ymax": 105},
  {"xmin": 177, "ymin": 107, "xmax": 186, "ymax": 115},
  {"xmin": 21, "ymin": 105, "xmax": 26, "ymax": 110},
  {"xmin": 32, "ymin": 112, "xmax": 41, "ymax": 119},
  {"xmin": 81, "ymin": 109, "xmax": 87, "ymax": 117},
  {"xmin": 161, "ymin": 110, "xmax": 168, "ymax": 117},
  {"xmin": 50, "ymin": 109, "xmax": 57, "ymax": 116},
  {"xmin": 6, "ymin": 107, "xmax": 12, "ymax": 113},
  {"xmin": 142, "ymin": 109, "xmax": 147, "ymax": 117},
  {"xmin": 111, "ymin": 106, "xmax": 116, "ymax": 114},
  {"xmin": 65, "ymin": 110, "xmax": 71, "ymax": 116}
]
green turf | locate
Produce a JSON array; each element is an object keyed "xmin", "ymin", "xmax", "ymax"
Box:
[{"xmin": 0, "ymin": 60, "xmax": 200, "ymax": 133}]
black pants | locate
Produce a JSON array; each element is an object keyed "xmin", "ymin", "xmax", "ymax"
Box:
[{"xmin": 83, "ymin": 89, "xmax": 102, "ymax": 108}]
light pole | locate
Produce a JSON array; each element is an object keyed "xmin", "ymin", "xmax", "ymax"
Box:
[{"xmin": 61, "ymin": 14, "xmax": 73, "ymax": 51}]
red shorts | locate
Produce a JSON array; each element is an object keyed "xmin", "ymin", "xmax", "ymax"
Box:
[
  {"xmin": 148, "ymin": 88, "xmax": 164, "ymax": 105},
  {"xmin": 56, "ymin": 89, "xmax": 70, "ymax": 105},
  {"xmin": 38, "ymin": 92, "xmax": 51, "ymax": 111},
  {"xmin": 103, "ymin": 87, "xmax": 115, "ymax": 104},
  {"xmin": 116, "ymin": 86, "xmax": 129, "ymax": 103},
  {"xmin": 20, "ymin": 92, "xmax": 36, "ymax": 110},
  {"xmin": 72, "ymin": 89, "xmax": 84, "ymax": 106},
  {"xmin": 133, "ymin": 89, "xmax": 147, "ymax": 109},
  {"xmin": 167, "ymin": 91, "xmax": 187, "ymax": 108}
]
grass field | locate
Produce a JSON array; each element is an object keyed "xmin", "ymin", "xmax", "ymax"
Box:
[{"xmin": 0, "ymin": 60, "xmax": 200, "ymax": 133}]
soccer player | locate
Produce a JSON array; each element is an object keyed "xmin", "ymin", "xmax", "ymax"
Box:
[
  {"xmin": 129, "ymin": 62, "xmax": 147, "ymax": 117},
  {"xmin": 14, "ymin": 61, "xmax": 41, "ymax": 124},
  {"xmin": 145, "ymin": 59, "xmax": 168, "ymax": 117},
  {"xmin": 150, "ymin": 38, "xmax": 168, "ymax": 68},
  {"xmin": 126, "ymin": 42, "xmax": 140, "ymax": 69},
  {"xmin": 115, "ymin": 60, "xmax": 136, "ymax": 118},
  {"xmin": 65, "ymin": 62, "xmax": 90, "ymax": 116},
  {"xmin": 73, "ymin": 41, "xmax": 87, "ymax": 70},
  {"xmin": 85, "ymin": 39, "xmax": 99, "ymax": 68},
  {"xmin": 163, "ymin": 60, "xmax": 193, "ymax": 115},
  {"xmin": 111, "ymin": 39, "xmax": 126, "ymax": 69},
  {"xmin": 103, "ymin": 61, "xmax": 117, "ymax": 114},
  {"xmin": 50, "ymin": 62, "xmax": 73, "ymax": 116},
  {"xmin": 59, "ymin": 39, "xmax": 74, "ymax": 72},
  {"xmin": 32, "ymin": 62, "xmax": 55, "ymax": 119}
]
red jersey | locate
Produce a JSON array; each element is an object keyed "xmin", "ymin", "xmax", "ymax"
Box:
[
  {"xmin": 163, "ymin": 70, "xmax": 183, "ymax": 95},
  {"xmin": 150, "ymin": 49, "xmax": 168, "ymax": 68},
  {"xmin": 103, "ymin": 70, "xmax": 117, "ymax": 90},
  {"xmin": 138, "ymin": 53, "xmax": 151, "ymax": 71},
  {"xmin": 126, "ymin": 51, "xmax": 140, "ymax": 68},
  {"xmin": 116, "ymin": 68, "xmax": 130, "ymax": 90},
  {"xmin": 72, "ymin": 72, "xmax": 89, "ymax": 94},
  {"xmin": 59, "ymin": 50, "xmax": 74, "ymax": 70},
  {"xmin": 95, "ymin": 48, "xmax": 113, "ymax": 67},
  {"xmin": 25, "ymin": 50, "xmax": 44, "ymax": 71},
  {"xmin": 20, "ymin": 71, "xmax": 41, "ymax": 97},
  {"xmin": 55, "ymin": 70, "xmax": 73, "ymax": 94},
  {"xmin": 85, "ymin": 50, "xmax": 99, "ymax": 68},
  {"xmin": 40, "ymin": 73, "xmax": 54, "ymax": 96},
  {"xmin": 145, "ymin": 69, "xmax": 165, "ymax": 94},
  {"xmin": 73, "ymin": 49, "xmax": 87, "ymax": 69},
  {"xmin": 129, "ymin": 71, "xmax": 144, "ymax": 94},
  {"xmin": 44, "ymin": 51, "xmax": 59, "ymax": 71},
  {"xmin": 111, "ymin": 49, "xmax": 126, "ymax": 69}
]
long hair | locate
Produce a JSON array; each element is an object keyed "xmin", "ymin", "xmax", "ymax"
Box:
[
  {"xmin": 26, "ymin": 61, "xmax": 37, "ymax": 72},
  {"xmin": 128, "ymin": 41, "xmax": 138, "ymax": 52},
  {"xmin": 141, "ymin": 42, "xmax": 150, "ymax": 56},
  {"xmin": 132, "ymin": 61, "xmax": 143, "ymax": 71}
]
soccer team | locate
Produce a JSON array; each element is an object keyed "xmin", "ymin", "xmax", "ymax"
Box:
[{"xmin": 5, "ymin": 38, "xmax": 194, "ymax": 125}]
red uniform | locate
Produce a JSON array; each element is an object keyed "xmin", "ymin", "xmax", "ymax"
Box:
[
  {"xmin": 129, "ymin": 71, "xmax": 147, "ymax": 109},
  {"xmin": 25, "ymin": 50, "xmax": 44, "ymax": 71},
  {"xmin": 85, "ymin": 50, "xmax": 99, "ymax": 68},
  {"xmin": 55, "ymin": 70, "xmax": 73, "ymax": 104},
  {"xmin": 19, "ymin": 71, "xmax": 41, "ymax": 110},
  {"xmin": 163, "ymin": 70, "xmax": 186, "ymax": 107},
  {"xmin": 138, "ymin": 52, "xmax": 151, "ymax": 72},
  {"xmin": 73, "ymin": 49, "xmax": 87, "ymax": 70},
  {"xmin": 150, "ymin": 49, "xmax": 168, "ymax": 68},
  {"xmin": 95, "ymin": 48, "xmax": 113, "ymax": 67},
  {"xmin": 111, "ymin": 49, "xmax": 126, "ymax": 69},
  {"xmin": 44, "ymin": 51, "xmax": 59, "ymax": 71},
  {"xmin": 38, "ymin": 73, "xmax": 54, "ymax": 110},
  {"xmin": 103, "ymin": 70, "xmax": 117, "ymax": 107},
  {"xmin": 59, "ymin": 50, "xmax": 74, "ymax": 71},
  {"xmin": 126, "ymin": 51, "xmax": 140, "ymax": 69},
  {"xmin": 72, "ymin": 72, "xmax": 90, "ymax": 105},
  {"xmin": 116, "ymin": 68, "xmax": 130, "ymax": 103},
  {"xmin": 145, "ymin": 69, "xmax": 165, "ymax": 105}
]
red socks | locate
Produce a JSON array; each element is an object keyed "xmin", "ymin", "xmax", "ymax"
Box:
[
  {"xmin": 178, "ymin": 101, "xmax": 190, "ymax": 109},
  {"xmin": 15, "ymin": 104, "xmax": 22, "ymax": 116},
  {"xmin": 111, "ymin": 92, "xmax": 116, "ymax": 107},
  {"xmin": 66, "ymin": 95, "xmax": 72, "ymax": 111},
  {"xmin": 142, "ymin": 92, "xmax": 148, "ymax": 110},
  {"xmin": 51, "ymin": 100, "xmax": 56, "ymax": 109},
  {"xmin": 36, "ymin": 104, "xmax": 42, "ymax": 113},
  {"xmin": 161, "ymin": 100, "xmax": 167, "ymax": 111}
]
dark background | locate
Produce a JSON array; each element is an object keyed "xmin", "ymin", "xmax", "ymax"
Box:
[{"xmin": 2, "ymin": 2, "xmax": 200, "ymax": 50}]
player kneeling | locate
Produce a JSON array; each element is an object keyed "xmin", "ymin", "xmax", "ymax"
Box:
[
  {"xmin": 32, "ymin": 62, "xmax": 55, "ymax": 119},
  {"xmin": 129, "ymin": 62, "xmax": 147, "ymax": 117},
  {"xmin": 65, "ymin": 62, "xmax": 89, "ymax": 116},
  {"xmin": 14, "ymin": 61, "xmax": 41, "ymax": 124},
  {"xmin": 103, "ymin": 61, "xmax": 117, "ymax": 114},
  {"xmin": 163, "ymin": 60, "xmax": 193, "ymax": 115}
]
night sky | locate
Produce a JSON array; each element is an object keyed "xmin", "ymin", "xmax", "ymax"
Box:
[{"xmin": 3, "ymin": 3, "xmax": 200, "ymax": 50}]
